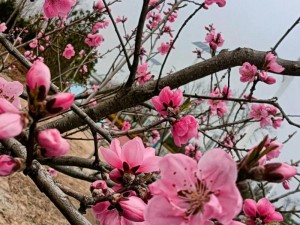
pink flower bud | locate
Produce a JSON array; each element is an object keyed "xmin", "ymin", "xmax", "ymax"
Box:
[
  {"xmin": 90, "ymin": 180, "xmax": 109, "ymax": 197},
  {"xmin": 119, "ymin": 196, "xmax": 146, "ymax": 222},
  {"xmin": 282, "ymin": 180, "xmax": 291, "ymax": 190},
  {"xmin": 26, "ymin": 61, "xmax": 51, "ymax": 100},
  {"xmin": 0, "ymin": 155, "xmax": 21, "ymax": 176},
  {"xmin": 45, "ymin": 93, "xmax": 75, "ymax": 114},
  {"xmin": 263, "ymin": 163, "xmax": 297, "ymax": 183},
  {"xmin": 47, "ymin": 168, "xmax": 58, "ymax": 177},
  {"xmin": 38, "ymin": 129, "xmax": 69, "ymax": 157}
]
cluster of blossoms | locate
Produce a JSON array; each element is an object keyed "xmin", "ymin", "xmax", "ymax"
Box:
[
  {"xmin": 43, "ymin": 0, "xmax": 76, "ymax": 18},
  {"xmin": 0, "ymin": 60, "xmax": 75, "ymax": 176},
  {"xmin": 205, "ymin": 24, "xmax": 224, "ymax": 52},
  {"xmin": 136, "ymin": 62, "xmax": 152, "ymax": 85},
  {"xmin": 207, "ymin": 85, "xmax": 232, "ymax": 117},
  {"xmin": 249, "ymin": 103, "xmax": 282, "ymax": 129},
  {"xmin": 91, "ymin": 137, "xmax": 160, "ymax": 224},
  {"xmin": 239, "ymin": 52, "xmax": 284, "ymax": 84},
  {"xmin": 152, "ymin": 86, "xmax": 198, "ymax": 146}
]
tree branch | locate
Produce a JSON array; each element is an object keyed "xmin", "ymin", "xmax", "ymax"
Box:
[{"xmin": 43, "ymin": 47, "xmax": 300, "ymax": 133}]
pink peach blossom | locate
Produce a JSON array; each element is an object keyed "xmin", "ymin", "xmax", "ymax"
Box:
[
  {"xmin": 92, "ymin": 20, "xmax": 109, "ymax": 33},
  {"xmin": 0, "ymin": 113, "xmax": 23, "ymax": 139},
  {"xmin": 63, "ymin": 44, "xmax": 75, "ymax": 59},
  {"xmin": 0, "ymin": 77, "xmax": 23, "ymax": 109},
  {"xmin": 122, "ymin": 121, "xmax": 131, "ymax": 131},
  {"xmin": 264, "ymin": 52, "xmax": 284, "ymax": 73},
  {"xmin": 157, "ymin": 42, "xmax": 170, "ymax": 55},
  {"xmin": 171, "ymin": 115, "xmax": 198, "ymax": 146},
  {"xmin": 43, "ymin": 0, "xmax": 76, "ymax": 18},
  {"xmin": 145, "ymin": 148, "xmax": 242, "ymax": 225},
  {"xmin": 0, "ymin": 155, "xmax": 21, "ymax": 176},
  {"xmin": 79, "ymin": 65, "xmax": 88, "ymax": 74},
  {"xmin": 45, "ymin": 92, "xmax": 75, "ymax": 114},
  {"xmin": 151, "ymin": 86, "xmax": 183, "ymax": 116},
  {"xmin": 205, "ymin": 0, "xmax": 226, "ymax": 7},
  {"xmin": 136, "ymin": 62, "xmax": 152, "ymax": 85},
  {"xmin": 95, "ymin": 1, "xmax": 105, "ymax": 12},
  {"xmin": 38, "ymin": 129, "xmax": 70, "ymax": 157},
  {"xmin": 100, "ymin": 137, "xmax": 160, "ymax": 174},
  {"xmin": 26, "ymin": 61, "xmax": 51, "ymax": 100},
  {"xmin": 205, "ymin": 29, "xmax": 224, "ymax": 50},
  {"xmin": 0, "ymin": 22, "xmax": 7, "ymax": 33},
  {"xmin": 85, "ymin": 33, "xmax": 104, "ymax": 47},
  {"xmin": 239, "ymin": 62, "xmax": 257, "ymax": 83},
  {"xmin": 243, "ymin": 198, "xmax": 283, "ymax": 225},
  {"xmin": 29, "ymin": 39, "xmax": 38, "ymax": 48}
]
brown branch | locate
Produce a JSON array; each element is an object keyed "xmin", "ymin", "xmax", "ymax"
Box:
[
  {"xmin": 38, "ymin": 156, "xmax": 112, "ymax": 171},
  {"xmin": 43, "ymin": 47, "xmax": 300, "ymax": 134},
  {"xmin": 1, "ymin": 138, "xmax": 92, "ymax": 225},
  {"xmin": 125, "ymin": 0, "xmax": 150, "ymax": 87}
]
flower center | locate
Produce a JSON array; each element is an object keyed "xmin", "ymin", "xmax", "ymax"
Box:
[{"xmin": 178, "ymin": 179, "xmax": 212, "ymax": 216}]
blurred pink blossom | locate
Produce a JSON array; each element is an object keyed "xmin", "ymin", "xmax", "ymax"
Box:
[
  {"xmin": 38, "ymin": 128, "xmax": 70, "ymax": 157},
  {"xmin": 0, "ymin": 22, "xmax": 7, "ymax": 33},
  {"xmin": 43, "ymin": 0, "xmax": 76, "ymax": 18},
  {"xmin": 0, "ymin": 77, "xmax": 23, "ymax": 108},
  {"xmin": 85, "ymin": 33, "xmax": 104, "ymax": 47},
  {"xmin": 0, "ymin": 155, "xmax": 21, "ymax": 176},
  {"xmin": 63, "ymin": 44, "xmax": 75, "ymax": 59}
]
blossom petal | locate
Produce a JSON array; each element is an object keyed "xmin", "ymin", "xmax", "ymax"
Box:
[
  {"xmin": 121, "ymin": 137, "xmax": 144, "ymax": 169},
  {"xmin": 100, "ymin": 147, "xmax": 123, "ymax": 169},
  {"xmin": 145, "ymin": 196, "xmax": 185, "ymax": 225},
  {"xmin": 243, "ymin": 199, "xmax": 257, "ymax": 217},
  {"xmin": 197, "ymin": 148, "xmax": 237, "ymax": 190}
]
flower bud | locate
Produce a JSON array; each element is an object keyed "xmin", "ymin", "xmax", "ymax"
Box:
[
  {"xmin": 45, "ymin": 93, "xmax": 75, "ymax": 114},
  {"xmin": 38, "ymin": 129, "xmax": 69, "ymax": 157},
  {"xmin": 26, "ymin": 61, "xmax": 51, "ymax": 101},
  {"xmin": 282, "ymin": 180, "xmax": 291, "ymax": 190},
  {"xmin": 263, "ymin": 163, "xmax": 297, "ymax": 183},
  {"xmin": 119, "ymin": 196, "xmax": 146, "ymax": 222},
  {"xmin": 90, "ymin": 180, "xmax": 109, "ymax": 197},
  {"xmin": 0, "ymin": 155, "xmax": 23, "ymax": 176}
]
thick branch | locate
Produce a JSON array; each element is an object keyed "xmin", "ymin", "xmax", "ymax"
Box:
[{"xmin": 43, "ymin": 48, "xmax": 300, "ymax": 133}]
